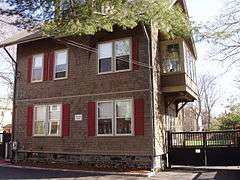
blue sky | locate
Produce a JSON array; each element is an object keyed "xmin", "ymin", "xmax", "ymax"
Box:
[{"xmin": 186, "ymin": 0, "xmax": 240, "ymax": 115}]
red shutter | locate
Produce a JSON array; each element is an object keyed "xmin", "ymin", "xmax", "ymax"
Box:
[
  {"xmin": 62, "ymin": 103, "xmax": 70, "ymax": 137},
  {"xmin": 27, "ymin": 56, "xmax": 33, "ymax": 83},
  {"xmin": 26, "ymin": 106, "xmax": 33, "ymax": 137},
  {"xmin": 43, "ymin": 53, "xmax": 49, "ymax": 81},
  {"xmin": 134, "ymin": 99, "xmax": 144, "ymax": 135},
  {"xmin": 88, "ymin": 102, "xmax": 96, "ymax": 136},
  {"xmin": 132, "ymin": 37, "xmax": 139, "ymax": 70},
  {"xmin": 48, "ymin": 51, "xmax": 54, "ymax": 80}
]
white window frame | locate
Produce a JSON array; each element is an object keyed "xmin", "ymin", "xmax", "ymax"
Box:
[
  {"xmin": 96, "ymin": 100, "xmax": 114, "ymax": 136},
  {"xmin": 33, "ymin": 104, "xmax": 62, "ymax": 137},
  {"xmin": 97, "ymin": 38, "xmax": 132, "ymax": 75},
  {"xmin": 115, "ymin": 99, "xmax": 134, "ymax": 136},
  {"xmin": 54, "ymin": 49, "xmax": 68, "ymax": 80},
  {"xmin": 48, "ymin": 104, "xmax": 62, "ymax": 137},
  {"xmin": 33, "ymin": 105, "xmax": 47, "ymax": 136},
  {"xmin": 31, "ymin": 53, "xmax": 44, "ymax": 83},
  {"xmin": 96, "ymin": 99, "xmax": 134, "ymax": 137}
]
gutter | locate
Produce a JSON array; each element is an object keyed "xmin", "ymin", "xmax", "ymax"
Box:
[
  {"xmin": 3, "ymin": 46, "xmax": 17, "ymax": 162},
  {"xmin": 140, "ymin": 22, "xmax": 156, "ymax": 169}
]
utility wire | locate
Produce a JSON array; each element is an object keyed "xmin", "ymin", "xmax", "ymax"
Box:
[{"xmin": 54, "ymin": 38, "xmax": 154, "ymax": 70}]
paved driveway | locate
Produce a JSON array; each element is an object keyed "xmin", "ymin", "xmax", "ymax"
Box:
[{"xmin": 1, "ymin": 166, "xmax": 240, "ymax": 180}]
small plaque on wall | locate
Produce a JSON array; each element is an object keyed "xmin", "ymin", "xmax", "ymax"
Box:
[{"xmin": 75, "ymin": 114, "xmax": 83, "ymax": 121}]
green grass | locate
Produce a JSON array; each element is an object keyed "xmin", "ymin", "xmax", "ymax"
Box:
[{"xmin": 184, "ymin": 140, "xmax": 232, "ymax": 146}]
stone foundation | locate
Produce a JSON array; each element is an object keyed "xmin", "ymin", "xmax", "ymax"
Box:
[{"xmin": 16, "ymin": 151, "xmax": 152, "ymax": 170}]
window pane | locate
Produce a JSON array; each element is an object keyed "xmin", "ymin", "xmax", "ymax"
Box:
[
  {"xmin": 116, "ymin": 118, "xmax": 131, "ymax": 134},
  {"xmin": 116, "ymin": 55, "xmax": 130, "ymax": 71},
  {"xmin": 116, "ymin": 100, "xmax": 131, "ymax": 118},
  {"xmin": 49, "ymin": 105, "xmax": 61, "ymax": 120},
  {"xmin": 115, "ymin": 40, "xmax": 130, "ymax": 71},
  {"xmin": 55, "ymin": 50, "xmax": 67, "ymax": 78},
  {"xmin": 34, "ymin": 121, "xmax": 44, "ymax": 135},
  {"xmin": 32, "ymin": 68, "xmax": 43, "ymax": 81},
  {"xmin": 163, "ymin": 44, "xmax": 181, "ymax": 73},
  {"xmin": 115, "ymin": 40, "xmax": 130, "ymax": 56},
  {"xmin": 35, "ymin": 106, "xmax": 46, "ymax": 121},
  {"xmin": 116, "ymin": 100, "xmax": 132, "ymax": 134},
  {"xmin": 32, "ymin": 55, "xmax": 43, "ymax": 81},
  {"xmin": 33, "ymin": 55, "xmax": 43, "ymax": 68},
  {"xmin": 56, "ymin": 51, "xmax": 67, "ymax": 65},
  {"xmin": 98, "ymin": 119, "xmax": 112, "ymax": 134},
  {"xmin": 49, "ymin": 121, "xmax": 59, "ymax": 135},
  {"xmin": 99, "ymin": 42, "xmax": 112, "ymax": 59},
  {"xmin": 34, "ymin": 106, "xmax": 46, "ymax": 135},
  {"xmin": 49, "ymin": 105, "xmax": 61, "ymax": 135},
  {"xmin": 99, "ymin": 58, "xmax": 112, "ymax": 73},
  {"xmin": 98, "ymin": 102, "xmax": 113, "ymax": 118}
]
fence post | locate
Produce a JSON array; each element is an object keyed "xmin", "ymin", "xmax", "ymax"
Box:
[
  {"xmin": 203, "ymin": 132, "xmax": 207, "ymax": 166},
  {"xmin": 167, "ymin": 131, "xmax": 172, "ymax": 168}
]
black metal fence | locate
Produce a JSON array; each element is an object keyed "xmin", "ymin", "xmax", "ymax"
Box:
[
  {"xmin": 169, "ymin": 130, "xmax": 240, "ymax": 148},
  {"xmin": 168, "ymin": 130, "xmax": 240, "ymax": 166}
]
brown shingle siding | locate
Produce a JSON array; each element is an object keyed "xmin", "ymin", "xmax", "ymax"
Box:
[{"xmin": 15, "ymin": 27, "xmax": 153, "ymax": 157}]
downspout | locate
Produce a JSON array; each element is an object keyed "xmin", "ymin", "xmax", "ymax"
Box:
[
  {"xmin": 3, "ymin": 46, "xmax": 17, "ymax": 162},
  {"xmin": 141, "ymin": 22, "xmax": 156, "ymax": 169}
]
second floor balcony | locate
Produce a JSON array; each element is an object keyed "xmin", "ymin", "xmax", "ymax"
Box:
[{"xmin": 160, "ymin": 39, "xmax": 198, "ymax": 102}]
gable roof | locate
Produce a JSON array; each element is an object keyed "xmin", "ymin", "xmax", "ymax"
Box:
[{"xmin": 0, "ymin": 30, "xmax": 45, "ymax": 48}]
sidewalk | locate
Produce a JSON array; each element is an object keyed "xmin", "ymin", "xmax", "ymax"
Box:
[
  {"xmin": 0, "ymin": 162, "xmax": 154, "ymax": 177},
  {"xmin": 172, "ymin": 165, "xmax": 240, "ymax": 171}
]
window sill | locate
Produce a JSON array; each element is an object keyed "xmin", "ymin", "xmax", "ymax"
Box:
[
  {"xmin": 31, "ymin": 80, "xmax": 43, "ymax": 83},
  {"xmin": 32, "ymin": 135, "xmax": 61, "ymax": 137},
  {"xmin": 97, "ymin": 68, "xmax": 132, "ymax": 75},
  {"xmin": 96, "ymin": 134, "xmax": 134, "ymax": 137},
  {"xmin": 53, "ymin": 77, "xmax": 68, "ymax": 81}
]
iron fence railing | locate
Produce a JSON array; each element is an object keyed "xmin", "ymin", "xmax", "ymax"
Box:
[{"xmin": 168, "ymin": 130, "xmax": 240, "ymax": 148}]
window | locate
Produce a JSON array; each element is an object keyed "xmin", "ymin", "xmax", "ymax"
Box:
[
  {"xmin": 97, "ymin": 99, "xmax": 133, "ymax": 136},
  {"xmin": 34, "ymin": 106, "xmax": 46, "ymax": 135},
  {"xmin": 48, "ymin": 105, "xmax": 61, "ymax": 135},
  {"xmin": 98, "ymin": 43, "xmax": 112, "ymax": 73},
  {"xmin": 97, "ymin": 101, "xmax": 113, "ymax": 135},
  {"xmin": 115, "ymin": 39, "xmax": 130, "ymax": 71},
  {"xmin": 33, "ymin": 104, "xmax": 62, "ymax": 136},
  {"xmin": 32, "ymin": 54, "xmax": 43, "ymax": 82},
  {"xmin": 98, "ymin": 38, "xmax": 131, "ymax": 74},
  {"xmin": 162, "ymin": 44, "xmax": 181, "ymax": 73},
  {"xmin": 115, "ymin": 100, "xmax": 132, "ymax": 135},
  {"xmin": 54, "ymin": 50, "xmax": 68, "ymax": 79}
]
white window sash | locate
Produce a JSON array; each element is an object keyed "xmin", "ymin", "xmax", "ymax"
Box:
[
  {"xmin": 115, "ymin": 99, "xmax": 133, "ymax": 136},
  {"xmin": 54, "ymin": 49, "xmax": 68, "ymax": 80},
  {"xmin": 114, "ymin": 38, "xmax": 132, "ymax": 73},
  {"xmin": 97, "ymin": 42, "xmax": 114, "ymax": 74},
  {"xmin": 33, "ymin": 105, "xmax": 47, "ymax": 136},
  {"xmin": 31, "ymin": 54, "xmax": 44, "ymax": 83},
  {"xmin": 96, "ymin": 101, "xmax": 114, "ymax": 136}
]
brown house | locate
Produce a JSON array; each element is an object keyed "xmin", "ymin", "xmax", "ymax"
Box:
[{"xmin": 1, "ymin": 0, "xmax": 197, "ymax": 170}]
